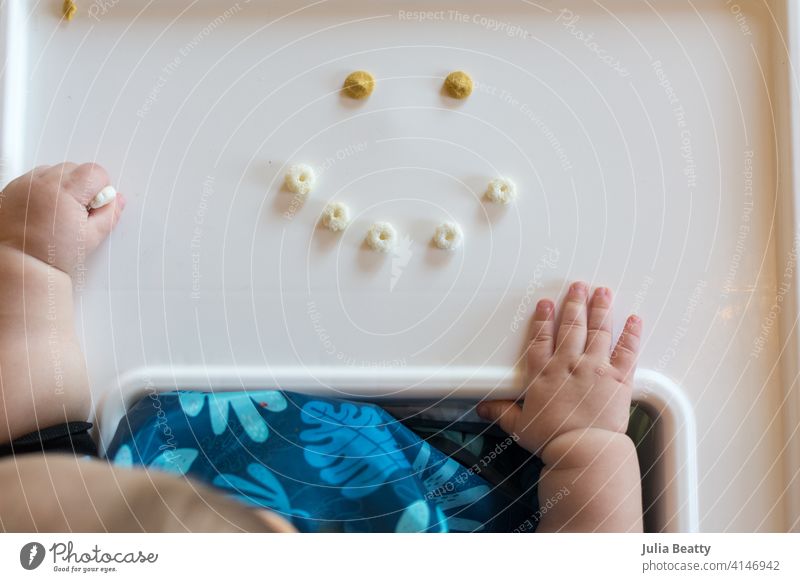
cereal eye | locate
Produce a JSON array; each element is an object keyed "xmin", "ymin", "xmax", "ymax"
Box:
[
  {"xmin": 343, "ymin": 70, "xmax": 376, "ymax": 99},
  {"xmin": 443, "ymin": 71, "xmax": 473, "ymax": 99}
]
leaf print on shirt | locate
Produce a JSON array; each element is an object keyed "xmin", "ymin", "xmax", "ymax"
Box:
[
  {"xmin": 111, "ymin": 444, "xmax": 198, "ymax": 476},
  {"xmin": 214, "ymin": 463, "xmax": 306, "ymax": 518},
  {"xmin": 413, "ymin": 442, "xmax": 489, "ymax": 532},
  {"xmin": 149, "ymin": 448, "xmax": 199, "ymax": 475},
  {"xmin": 112, "ymin": 444, "xmax": 133, "ymax": 468},
  {"xmin": 178, "ymin": 390, "xmax": 287, "ymax": 443},
  {"xmin": 299, "ymin": 400, "xmax": 411, "ymax": 499},
  {"xmin": 395, "ymin": 500, "xmax": 449, "ymax": 533}
]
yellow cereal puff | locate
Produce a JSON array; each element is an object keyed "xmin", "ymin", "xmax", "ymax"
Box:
[
  {"xmin": 343, "ymin": 70, "xmax": 375, "ymax": 99},
  {"xmin": 444, "ymin": 71, "xmax": 473, "ymax": 99},
  {"xmin": 63, "ymin": 0, "xmax": 77, "ymax": 21}
]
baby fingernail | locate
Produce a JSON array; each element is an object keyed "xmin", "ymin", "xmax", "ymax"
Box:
[
  {"xmin": 536, "ymin": 300, "xmax": 552, "ymax": 316},
  {"xmin": 570, "ymin": 281, "xmax": 587, "ymax": 297},
  {"xmin": 595, "ymin": 287, "xmax": 611, "ymax": 299}
]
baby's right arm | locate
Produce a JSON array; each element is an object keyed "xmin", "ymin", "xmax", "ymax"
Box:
[
  {"xmin": 478, "ymin": 282, "xmax": 644, "ymax": 532},
  {"xmin": 0, "ymin": 165, "xmax": 295, "ymax": 533},
  {"xmin": 0, "ymin": 163, "xmax": 125, "ymax": 443}
]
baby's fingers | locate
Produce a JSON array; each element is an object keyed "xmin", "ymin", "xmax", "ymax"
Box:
[
  {"xmin": 476, "ymin": 400, "xmax": 521, "ymax": 436},
  {"xmin": 586, "ymin": 286, "xmax": 613, "ymax": 357},
  {"xmin": 611, "ymin": 315, "xmax": 642, "ymax": 382},
  {"xmin": 64, "ymin": 162, "xmax": 111, "ymax": 207},
  {"xmin": 555, "ymin": 281, "xmax": 588, "ymax": 355},
  {"xmin": 526, "ymin": 299, "xmax": 555, "ymax": 373}
]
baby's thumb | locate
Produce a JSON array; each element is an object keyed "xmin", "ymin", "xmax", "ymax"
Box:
[{"xmin": 476, "ymin": 400, "xmax": 521, "ymax": 436}]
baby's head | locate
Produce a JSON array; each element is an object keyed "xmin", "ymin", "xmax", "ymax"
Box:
[{"xmin": 0, "ymin": 455, "xmax": 295, "ymax": 532}]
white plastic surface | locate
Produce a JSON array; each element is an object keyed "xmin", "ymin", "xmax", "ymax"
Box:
[{"xmin": 2, "ymin": 0, "xmax": 798, "ymax": 532}]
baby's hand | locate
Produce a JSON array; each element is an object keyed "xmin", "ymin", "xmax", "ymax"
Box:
[
  {"xmin": 478, "ymin": 281, "xmax": 641, "ymax": 455},
  {"xmin": 0, "ymin": 163, "xmax": 125, "ymax": 274}
]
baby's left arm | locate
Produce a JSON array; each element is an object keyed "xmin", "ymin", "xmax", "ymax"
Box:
[{"xmin": 479, "ymin": 283, "xmax": 643, "ymax": 532}]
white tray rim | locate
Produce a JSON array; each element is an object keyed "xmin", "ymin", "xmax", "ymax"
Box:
[{"xmin": 97, "ymin": 365, "xmax": 699, "ymax": 532}]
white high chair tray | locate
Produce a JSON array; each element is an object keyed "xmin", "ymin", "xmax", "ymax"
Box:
[{"xmin": 1, "ymin": 0, "xmax": 798, "ymax": 533}]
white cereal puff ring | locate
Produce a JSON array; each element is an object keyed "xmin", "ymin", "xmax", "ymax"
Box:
[
  {"xmin": 88, "ymin": 185, "xmax": 117, "ymax": 209},
  {"xmin": 366, "ymin": 221, "xmax": 397, "ymax": 253},
  {"xmin": 433, "ymin": 221, "xmax": 463, "ymax": 250},
  {"xmin": 321, "ymin": 201, "xmax": 350, "ymax": 232},
  {"xmin": 284, "ymin": 163, "xmax": 316, "ymax": 196},
  {"xmin": 485, "ymin": 177, "xmax": 517, "ymax": 204}
]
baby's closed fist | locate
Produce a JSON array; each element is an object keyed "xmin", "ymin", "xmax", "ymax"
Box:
[{"xmin": 0, "ymin": 163, "xmax": 125, "ymax": 274}]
